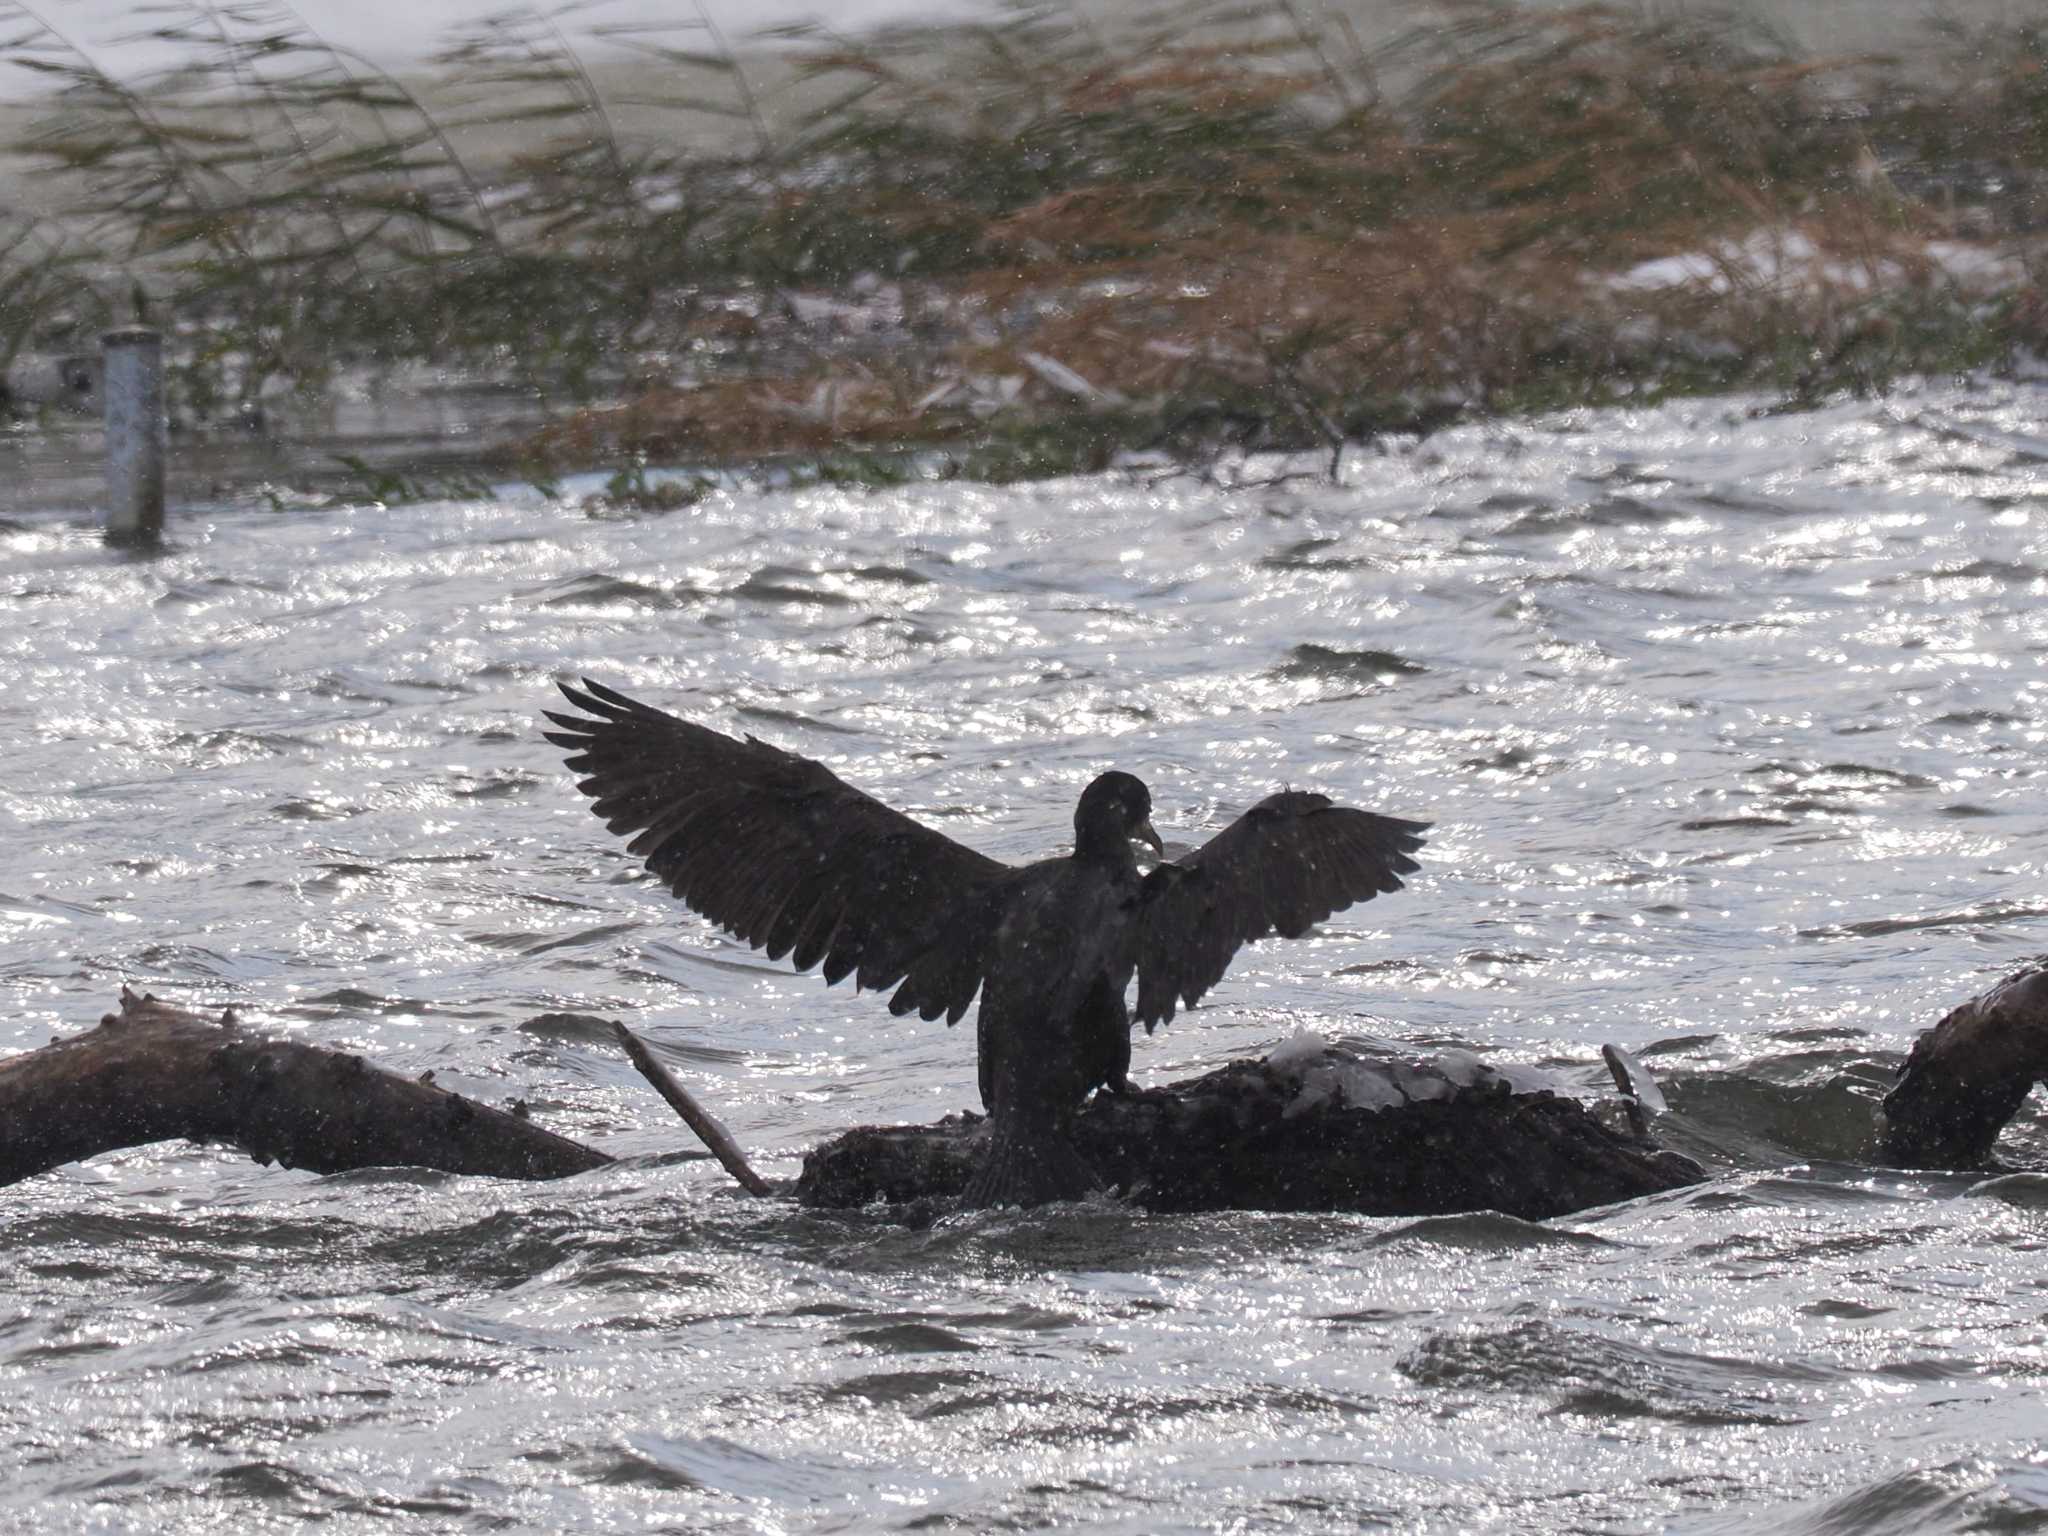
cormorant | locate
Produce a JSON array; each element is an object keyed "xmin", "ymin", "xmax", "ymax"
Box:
[{"xmin": 545, "ymin": 679, "xmax": 1428, "ymax": 1207}]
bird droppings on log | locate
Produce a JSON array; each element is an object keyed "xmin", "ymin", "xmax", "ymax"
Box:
[{"xmin": 797, "ymin": 1042, "xmax": 1706, "ymax": 1220}]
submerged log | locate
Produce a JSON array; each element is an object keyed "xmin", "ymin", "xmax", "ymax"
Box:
[
  {"xmin": 0, "ymin": 990, "xmax": 612, "ymax": 1187},
  {"xmin": 798, "ymin": 1040, "xmax": 1705, "ymax": 1220},
  {"xmin": 1883, "ymin": 963, "xmax": 2048, "ymax": 1168}
]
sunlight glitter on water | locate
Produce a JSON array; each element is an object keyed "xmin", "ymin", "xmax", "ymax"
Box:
[{"xmin": 2, "ymin": 381, "xmax": 2046, "ymax": 1532}]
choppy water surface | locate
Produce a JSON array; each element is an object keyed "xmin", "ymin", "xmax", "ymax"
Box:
[{"xmin": 4, "ymin": 383, "xmax": 2047, "ymax": 1533}]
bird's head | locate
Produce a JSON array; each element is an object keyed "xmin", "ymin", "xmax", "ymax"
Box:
[{"xmin": 1075, "ymin": 771, "xmax": 1163, "ymax": 865}]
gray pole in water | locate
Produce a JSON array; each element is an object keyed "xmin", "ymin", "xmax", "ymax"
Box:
[{"xmin": 102, "ymin": 327, "xmax": 166, "ymax": 546}]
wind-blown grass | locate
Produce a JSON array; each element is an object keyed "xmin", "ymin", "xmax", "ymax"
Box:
[{"xmin": 0, "ymin": 0, "xmax": 2041, "ymax": 481}]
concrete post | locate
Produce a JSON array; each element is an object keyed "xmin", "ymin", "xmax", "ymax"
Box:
[{"xmin": 102, "ymin": 328, "xmax": 166, "ymax": 546}]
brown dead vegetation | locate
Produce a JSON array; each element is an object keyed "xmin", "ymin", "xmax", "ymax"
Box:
[
  {"xmin": 10, "ymin": 1, "xmax": 2033, "ymax": 473},
  {"xmin": 522, "ymin": 4, "xmax": 2043, "ymax": 478}
]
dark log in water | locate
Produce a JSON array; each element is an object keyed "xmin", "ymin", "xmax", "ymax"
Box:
[
  {"xmin": 0, "ymin": 990, "xmax": 612, "ymax": 1187},
  {"xmin": 798, "ymin": 1045, "xmax": 1706, "ymax": 1220},
  {"xmin": 1882, "ymin": 963, "xmax": 2048, "ymax": 1168},
  {"xmin": 6, "ymin": 995, "xmax": 1708, "ymax": 1220}
]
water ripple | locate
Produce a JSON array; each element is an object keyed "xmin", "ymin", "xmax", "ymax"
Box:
[{"xmin": 3, "ymin": 383, "xmax": 2047, "ymax": 1533}]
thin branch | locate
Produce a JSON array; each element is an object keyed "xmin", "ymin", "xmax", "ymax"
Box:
[{"xmin": 612, "ymin": 1020, "xmax": 771, "ymax": 1196}]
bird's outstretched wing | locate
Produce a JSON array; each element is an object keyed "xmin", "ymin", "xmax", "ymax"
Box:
[
  {"xmin": 545, "ymin": 679, "xmax": 1016, "ymax": 1024},
  {"xmin": 1131, "ymin": 793, "xmax": 1427, "ymax": 1027}
]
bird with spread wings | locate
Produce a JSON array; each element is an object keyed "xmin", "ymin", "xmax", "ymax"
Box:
[{"xmin": 546, "ymin": 679, "xmax": 1428, "ymax": 1207}]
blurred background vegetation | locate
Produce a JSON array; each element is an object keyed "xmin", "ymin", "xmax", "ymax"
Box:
[{"xmin": 1, "ymin": 0, "xmax": 2042, "ymax": 487}]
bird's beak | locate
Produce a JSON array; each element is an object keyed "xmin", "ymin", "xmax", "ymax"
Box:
[{"xmin": 1135, "ymin": 818, "xmax": 1164, "ymax": 858}]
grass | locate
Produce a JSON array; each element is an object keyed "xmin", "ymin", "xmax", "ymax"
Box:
[{"xmin": 0, "ymin": 0, "xmax": 2041, "ymax": 489}]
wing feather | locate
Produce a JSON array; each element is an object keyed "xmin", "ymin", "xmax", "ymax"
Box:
[
  {"xmin": 547, "ymin": 679, "xmax": 1016, "ymax": 1022},
  {"xmin": 1132, "ymin": 791, "xmax": 1427, "ymax": 1028}
]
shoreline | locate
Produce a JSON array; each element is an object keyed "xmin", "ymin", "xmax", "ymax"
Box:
[{"xmin": 2, "ymin": 1, "xmax": 2042, "ymax": 503}]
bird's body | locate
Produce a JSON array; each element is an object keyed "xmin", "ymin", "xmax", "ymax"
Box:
[
  {"xmin": 545, "ymin": 680, "xmax": 1427, "ymax": 1207},
  {"xmin": 966, "ymin": 831, "xmax": 1146, "ymax": 1202}
]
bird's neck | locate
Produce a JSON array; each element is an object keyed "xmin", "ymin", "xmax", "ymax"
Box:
[{"xmin": 1073, "ymin": 824, "xmax": 1139, "ymax": 874}]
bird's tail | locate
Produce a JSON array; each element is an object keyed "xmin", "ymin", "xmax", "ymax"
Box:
[{"xmin": 960, "ymin": 1116, "xmax": 1102, "ymax": 1209}]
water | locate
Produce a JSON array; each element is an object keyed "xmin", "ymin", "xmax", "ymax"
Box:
[
  {"xmin": 38, "ymin": 0, "xmax": 2043, "ymax": 80},
  {"xmin": 4, "ymin": 381, "xmax": 2047, "ymax": 1533}
]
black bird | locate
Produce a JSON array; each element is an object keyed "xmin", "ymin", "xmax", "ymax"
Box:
[{"xmin": 545, "ymin": 679, "xmax": 1429, "ymax": 1207}]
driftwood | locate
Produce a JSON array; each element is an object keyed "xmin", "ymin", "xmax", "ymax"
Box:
[
  {"xmin": 612, "ymin": 1020, "xmax": 770, "ymax": 1195},
  {"xmin": 798, "ymin": 1046, "xmax": 1706, "ymax": 1220},
  {"xmin": 1, "ymin": 991, "xmax": 1707, "ymax": 1219},
  {"xmin": 0, "ymin": 990, "xmax": 611, "ymax": 1187},
  {"xmin": 1883, "ymin": 962, "xmax": 2048, "ymax": 1168},
  {"xmin": 40, "ymin": 971, "xmax": 2045, "ymax": 1214}
]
